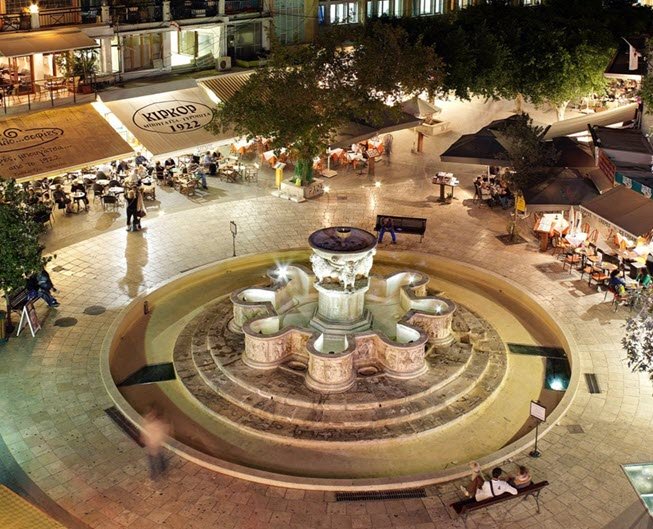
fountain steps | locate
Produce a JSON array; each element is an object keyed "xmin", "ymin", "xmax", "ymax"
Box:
[{"xmin": 173, "ymin": 299, "xmax": 508, "ymax": 443}]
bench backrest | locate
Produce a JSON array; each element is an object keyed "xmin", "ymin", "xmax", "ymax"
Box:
[
  {"xmin": 7, "ymin": 287, "xmax": 28, "ymax": 311},
  {"xmin": 452, "ymin": 481, "xmax": 549, "ymax": 514},
  {"xmin": 375, "ymin": 215, "xmax": 427, "ymax": 233}
]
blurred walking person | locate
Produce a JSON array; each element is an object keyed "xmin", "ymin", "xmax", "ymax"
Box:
[{"xmin": 141, "ymin": 408, "xmax": 171, "ymax": 480}]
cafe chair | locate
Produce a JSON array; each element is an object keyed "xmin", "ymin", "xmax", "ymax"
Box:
[
  {"xmin": 588, "ymin": 269, "xmax": 609, "ymax": 289},
  {"xmin": 101, "ymin": 194, "xmax": 118, "ymax": 211},
  {"xmin": 551, "ymin": 237, "xmax": 570, "ymax": 259},
  {"xmin": 612, "ymin": 291, "xmax": 632, "ymax": 312},
  {"xmin": 562, "ymin": 253, "xmax": 581, "ymax": 273}
]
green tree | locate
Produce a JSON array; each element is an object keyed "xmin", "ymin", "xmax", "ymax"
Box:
[
  {"xmin": 208, "ymin": 23, "xmax": 444, "ymax": 184},
  {"xmin": 624, "ymin": 290, "xmax": 653, "ymax": 383},
  {"xmin": 0, "ymin": 181, "xmax": 51, "ymax": 331},
  {"xmin": 496, "ymin": 114, "xmax": 559, "ymax": 190}
]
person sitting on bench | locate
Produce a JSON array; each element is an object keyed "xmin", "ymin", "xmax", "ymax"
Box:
[
  {"xmin": 475, "ymin": 467, "xmax": 517, "ymax": 501},
  {"xmin": 378, "ymin": 216, "xmax": 397, "ymax": 244},
  {"xmin": 509, "ymin": 465, "xmax": 532, "ymax": 490}
]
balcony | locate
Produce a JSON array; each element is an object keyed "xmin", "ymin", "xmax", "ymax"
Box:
[
  {"xmin": 109, "ymin": 1, "xmax": 163, "ymax": 24},
  {"xmin": 225, "ymin": 0, "xmax": 262, "ymax": 14},
  {"xmin": 170, "ymin": 0, "xmax": 219, "ymax": 19}
]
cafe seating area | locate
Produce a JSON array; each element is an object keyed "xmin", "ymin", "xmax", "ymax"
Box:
[{"xmin": 536, "ymin": 216, "xmax": 651, "ymax": 311}]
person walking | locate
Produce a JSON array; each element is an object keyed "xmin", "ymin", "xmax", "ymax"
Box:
[
  {"xmin": 378, "ymin": 216, "xmax": 397, "ymax": 244},
  {"xmin": 141, "ymin": 408, "xmax": 171, "ymax": 480},
  {"xmin": 125, "ymin": 189, "xmax": 138, "ymax": 232},
  {"xmin": 135, "ymin": 188, "xmax": 146, "ymax": 230},
  {"xmin": 383, "ymin": 134, "xmax": 393, "ymax": 164}
]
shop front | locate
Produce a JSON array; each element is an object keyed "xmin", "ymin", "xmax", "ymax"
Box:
[
  {"xmin": 0, "ymin": 28, "xmax": 98, "ymax": 97},
  {"xmin": 97, "ymin": 80, "xmax": 233, "ymax": 159},
  {"xmin": 0, "ymin": 103, "xmax": 133, "ymax": 182}
]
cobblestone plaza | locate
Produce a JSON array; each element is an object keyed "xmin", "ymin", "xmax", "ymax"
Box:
[{"xmin": 1, "ymin": 99, "xmax": 651, "ymax": 529}]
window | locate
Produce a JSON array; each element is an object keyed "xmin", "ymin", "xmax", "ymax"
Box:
[
  {"xmin": 122, "ymin": 33, "xmax": 163, "ymax": 72},
  {"xmin": 416, "ymin": 0, "xmax": 442, "ymax": 15},
  {"xmin": 457, "ymin": 0, "xmax": 471, "ymax": 7},
  {"xmin": 178, "ymin": 31, "xmax": 196, "ymax": 56},
  {"xmin": 329, "ymin": 2, "xmax": 358, "ymax": 24}
]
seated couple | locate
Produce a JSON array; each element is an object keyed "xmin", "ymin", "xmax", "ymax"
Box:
[{"xmin": 461, "ymin": 463, "xmax": 531, "ymax": 502}]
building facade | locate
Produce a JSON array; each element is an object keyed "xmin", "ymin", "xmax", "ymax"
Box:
[{"xmin": 0, "ymin": 0, "xmax": 271, "ymax": 86}]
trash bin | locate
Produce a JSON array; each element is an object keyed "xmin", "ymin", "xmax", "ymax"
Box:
[{"xmin": 0, "ymin": 311, "xmax": 6, "ymax": 343}]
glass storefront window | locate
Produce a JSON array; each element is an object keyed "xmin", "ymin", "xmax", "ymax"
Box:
[
  {"xmin": 122, "ymin": 33, "xmax": 163, "ymax": 72},
  {"xmin": 178, "ymin": 31, "xmax": 197, "ymax": 56}
]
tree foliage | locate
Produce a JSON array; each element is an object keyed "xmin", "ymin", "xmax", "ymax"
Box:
[
  {"xmin": 208, "ymin": 22, "xmax": 444, "ymax": 183},
  {"xmin": 0, "ymin": 181, "xmax": 50, "ymax": 296},
  {"xmin": 624, "ymin": 291, "xmax": 653, "ymax": 383},
  {"xmin": 496, "ymin": 114, "xmax": 559, "ymax": 190},
  {"xmin": 389, "ymin": 2, "xmax": 616, "ymax": 119}
]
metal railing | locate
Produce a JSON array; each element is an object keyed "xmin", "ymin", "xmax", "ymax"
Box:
[
  {"xmin": 170, "ymin": 0, "xmax": 218, "ymax": 19},
  {"xmin": 109, "ymin": 1, "xmax": 163, "ymax": 24},
  {"xmin": 225, "ymin": 0, "xmax": 263, "ymax": 14},
  {"xmin": 39, "ymin": 6, "xmax": 83, "ymax": 27},
  {"xmin": 0, "ymin": 13, "xmax": 29, "ymax": 31},
  {"xmin": 0, "ymin": 76, "xmax": 102, "ymax": 115}
]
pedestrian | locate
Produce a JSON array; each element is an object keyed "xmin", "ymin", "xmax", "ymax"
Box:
[
  {"xmin": 141, "ymin": 408, "xmax": 171, "ymax": 480},
  {"xmin": 378, "ymin": 216, "xmax": 397, "ymax": 244},
  {"xmin": 125, "ymin": 189, "xmax": 138, "ymax": 232},
  {"xmin": 383, "ymin": 133, "xmax": 393, "ymax": 163},
  {"xmin": 135, "ymin": 188, "xmax": 146, "ymax": 230},
  {"xmin": 26, "ymin": 268, "xmax": 59, "ymax": 307}
]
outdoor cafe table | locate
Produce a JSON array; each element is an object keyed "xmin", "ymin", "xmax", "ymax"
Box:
[
  {"xmin": 71, "ymin": 191, "xmax": 86, "ymax": 212},
  {"xmin": 96, "ymin": 179, "xmax": 110, "ymax": 186},
  {"xmin": 432, "ymin": 172, "xmax": 459, "ymax": 203},
  {"xmin": 108, "ymin": 186, "xmax": 124, "ymax": 195},
  {"xmin": 534, "ymin": 214, "xmax": 570, "ymax": 252}
]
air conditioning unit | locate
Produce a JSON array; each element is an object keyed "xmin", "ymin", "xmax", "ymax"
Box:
[{"xmin": 216, "ymin": 56, "xmax": 232, "ymax": 71}]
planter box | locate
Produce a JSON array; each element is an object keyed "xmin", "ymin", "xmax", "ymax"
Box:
[
  {"xmin": 416, "ymin": 121, "xmax": 451, "ymax": 136},
  {"xmin": 274, "ymin": 178, "xmax": 324, "ymax": 202}
]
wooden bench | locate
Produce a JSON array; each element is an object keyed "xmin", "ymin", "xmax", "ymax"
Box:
[
  {"xmin": 7, "ymin": 286, "xmax": 28, "ymax": 316},
  {"xmin": 373, "ymin": 215, "xmax": 427, "ymax": 242},
  {"xmin": 450, "ymin": 480, "xmax": 549, "ymax": 528}
]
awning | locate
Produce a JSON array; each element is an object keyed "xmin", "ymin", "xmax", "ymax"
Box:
[
  {"xmin": 199, "ymin": 72, "xmax": 253, "ymax": 104},
  {"xmin": 580, "ymin": 185, "xmax": 653, "ymax": 238},
  {"xmin": 550, "ymin": 137, "xmax": 596, "ymax": 168},
  {"xmin": 542, "ymin": 103, "xmax": 639, "ymax": 140},
  {"xmin": 330, "ymin": 111, "xmax": 421, "ymax": 149},
  {"xmin": 586, "ymin": 168, "xmax": 614, "ymax": 194},
  {"xmin": 100, "ymin": 86, "xmax": 231, "ymax": 158},
  {"xmin": 0, "ymin": 28, "xmax": 98, "ymax": 57},
  {"xmin": 0, "ymin": 103, "xmax": 133, "ymax": 182},
  {"xmin": 523, "ymin": 168, "xmax": 599, "ymax": 211},
  {"xmin": 615, "ymin": 170, "xmax": 653, "ymax": 200}
]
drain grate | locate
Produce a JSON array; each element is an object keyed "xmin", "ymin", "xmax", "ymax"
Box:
[
  {"xmin": 104, "ymin": 406, "xmax": 144, "ymax": 447},
  {"xmin": 118, "ymin": 363, "xmax": 176, "ymax": 387},
  {"xmin": 335, "ymin": 489, "xmax": 426, "ymax": 502},
  {"xmin": 567, "ymin": 424, "xmax": 585, "ymax": 434},
  {"xmin": 508, "ymin": 344, "xmax": 567, "ymax": 359},
  {"xmin": 83, "ymin": 305, "xmax": 106, "ymax": 316},
  {"xmin": 53, "ymin": 317, "xmax": 78, "ymax": 327},
  {"xmin": 584, "ymin": 373, "xmax": 600, "ymax": 394}
]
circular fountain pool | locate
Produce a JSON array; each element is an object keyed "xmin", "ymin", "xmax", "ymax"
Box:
[{"xmin": 103, "ymin": 244, "xmax": 576, "ymax": 489}]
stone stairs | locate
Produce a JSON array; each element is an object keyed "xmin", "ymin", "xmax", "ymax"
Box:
[{"xmin": 173, "ymin": 299, "xmax": 508, "ymax": 444}]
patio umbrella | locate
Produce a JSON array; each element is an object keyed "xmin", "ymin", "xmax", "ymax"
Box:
[
  {"xmin": 440, "ymin": 129, "xmax": 512, "ymax": 166},
  {"xmin": 400, "ymin": 97, "xmax": 442, "ymax": 118}
]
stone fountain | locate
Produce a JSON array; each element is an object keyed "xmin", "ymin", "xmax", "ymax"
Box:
[{"xmin": 231, "ymin": 227, "xmax": 456, "ymax": 393}]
